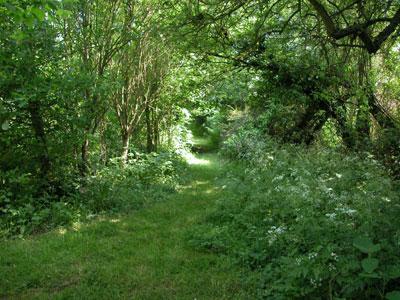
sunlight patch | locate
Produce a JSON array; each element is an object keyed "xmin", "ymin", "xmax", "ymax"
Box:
[
  {"xmin": 58, "ymin": 228, "xmax": 67, "ymax": 235},
  {"xmin": 72, "ymin": 222, "xmax": 81, "ymax": 231},
  {"xmin": 183, "ymin": 152, "xmax": 210, "ymax": 165},
  {"xmin": 194, "ymin": 180, "xmax": 208, "ymax": 186},
  {"xmin": 205, "ymin": 188, "xmax": 216, "ymax": 194}
]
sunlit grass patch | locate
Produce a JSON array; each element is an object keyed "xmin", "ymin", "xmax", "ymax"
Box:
[
  {"xmin": 183, "ymin": 151, "xmax": 211, "ymax": 166},
  {"xmin": 0, "ymin": 153, "xmax": 253, "ymax": 299}
]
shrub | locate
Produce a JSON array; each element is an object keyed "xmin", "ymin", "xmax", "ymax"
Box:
[
  {"xmin": 0, "ymin": 152, "xmax": 185, "ymax": 238},
  {"xmin": 191, "ymin": 123, "xmax": 400, "ymax": 299},
  {"xmin": 78, "ymin": 152, "xmax": 185, "ymax": 213}
]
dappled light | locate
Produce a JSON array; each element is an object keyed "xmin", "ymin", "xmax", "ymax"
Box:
[
  {"xmin": 1, "ymin": 0, "xmax": 400, "ymax": 299},
  {"xmin": 57, "ymin": 228, "xmax": 67, "ymax": 235},
  {"xmin": 183, "ymin": 152, "xmax": 211, "ymax": 166},
  {"xmin": 72, "ymin": 222, "xmax": 82, "ymax": 232},
  {"xmin": 204, "ymin": 188, "xmax": 218, "ymax": 195}
]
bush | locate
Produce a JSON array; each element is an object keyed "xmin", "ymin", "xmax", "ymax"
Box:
[
  {"xmin": 78, "ymin": 152, "xmax": 185, "ymax": 213},
  {"xmin": 191, "ymin": 122, "xmax": 400, "ymax": 299},
  {"xmin": 0, "ymin": 152, "xmax": 185, "ymax": 239},
  {"xmin": 373, "ymin": 127, "xmax": 400, "ymax": 178}
]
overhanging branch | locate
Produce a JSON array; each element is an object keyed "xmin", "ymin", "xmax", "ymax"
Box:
[{"xmin": 308, "ymin": 0, "xmax": 400, "ymax": 54}]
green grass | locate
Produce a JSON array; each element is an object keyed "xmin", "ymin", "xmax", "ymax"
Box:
[
  {"xmin": 191, "ymin": 136, "xmax": 219, "ymax": 153},
  {"xmin": 0, "ymin": 154, "xmax": 253, "ymax": 299}
]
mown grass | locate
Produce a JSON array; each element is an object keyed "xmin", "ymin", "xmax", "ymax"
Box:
[
  {"xmin": 0, "ymin": 153, "xmax": 253, "ymax": 299},
  {"xmin": 191, "ymin": 135, "xmax": 220, "ymax": 153}
]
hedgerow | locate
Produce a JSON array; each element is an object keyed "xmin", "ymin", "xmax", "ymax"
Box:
[
  {"xmin": 190, "ymin": 120, "xmax": 400, "ymax": 299},
  {"xmin": 1, "ymin": 152, "xmax": 185, "ymax": 238}
]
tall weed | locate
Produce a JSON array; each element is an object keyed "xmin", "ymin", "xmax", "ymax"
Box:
[{"xmin": 193, "ymin": 121, "xmax": 400, "ymax": 299}]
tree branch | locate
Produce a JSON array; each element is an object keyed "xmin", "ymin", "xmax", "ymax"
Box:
[{"xmin": 308, "ymin": 0, "xmax": 400, "ymax": 54}]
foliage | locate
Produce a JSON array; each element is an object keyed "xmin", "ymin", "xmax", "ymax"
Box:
[
  {"xmin": 1, "ymin": 1, "xmax": 400, "ymax": 298},
  {"xmin": 0, "ymin": 153, "xmax": 185, "ymax": 238},
  {"xmin": 191, "ymin": 118, "xmax": 400, "ymax": 299},
  {"xmin": 183, "ymin": 0, "xmax": 400, "ymax": 172},
  {"xmin": 79, "ymin": 152, "xmax": 185, "ymax": 212},
  {"xmin": 0, "ymin": 154, "xmax": 252, "ymax": 299},
  {"xmin": 189, "ymin": 109, "xmax": 224, "ymax": 152},
  {"xmin": 0, "ymin": 0, "xmax": 195, "ymax": 238}
]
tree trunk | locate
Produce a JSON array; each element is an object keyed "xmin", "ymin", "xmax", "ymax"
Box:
[
  {"xmin": 80, "ymin": 132, "xmax": 90, "ymax": 175},
  {"xmin": 354, "ymin": 49, "xmax": 372, "ymax": 147},
  {"xmin": 154, "ymin": 117, "xmax": 159, "ymax": 152},
  {"xmin": 145, "ymin": 106, "xmax": 154, "ymax": 153},
  {"xmin": 152, "ymin": 108, "xmax": 159, "ymax": 152},
  {"xmin": 121, "ymin": 130, "xmax": 130, "ymax": 162},
  {"xmin": 286, "ymin": 104, "xmax": 321, "ymax": 144},
  {"xmin": 28, "ymin": 100, "xmax": 51, "ymax": 178},
  {"xmin": 99, "ymin": 120, "xmax": 108, "ymax": 165},
  {"xmin": 369, "ymin": 93, "xmax": 398, "ymax": 130},
  {"xmin": 334, "ymin": 109, "xmax": 355, "ymax": 148}
]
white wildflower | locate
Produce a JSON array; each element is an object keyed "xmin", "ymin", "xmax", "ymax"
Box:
[
  {"xmin": 308, "ymin": 252, "xmax": 318, "ymax": 260},
  {"xmin": 325, "ymin": 213, "xmax": 336, "ymax": 220}
]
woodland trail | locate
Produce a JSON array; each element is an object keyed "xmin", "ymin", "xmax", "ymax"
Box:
[{"xmin": 0, "ymin": 153, "xmax": 252, "ymax": 299}]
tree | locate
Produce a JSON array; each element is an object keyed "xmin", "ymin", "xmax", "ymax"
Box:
[
  {"xmin": 0, "ymin": 1, "xmax": 61, "ymax": 180},
  {"xmin": 63, "ymin": 0, "xmax": 135, "ymax": 173},
  {"xmin": 308, "ymin": 0, "xmax": 400, "ymax": 54},
  {"xmin": 181, "ymin": 0, "xmax": 400, "ymax": 147},
  {"xmin": 112, "ymin": 26, "xmax": 169, "ymax": 161}
]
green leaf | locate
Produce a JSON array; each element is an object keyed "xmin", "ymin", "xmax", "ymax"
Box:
[
  {"xmin": 11, "ymin": 30, "xmax": 26, "ymax": 41},
  {"xmin": 1, "ymin": 121, "xmax": 10, "ymax": 131},
  {"xmin": 31, "ymin": 7, "xmax": 45, "ymax": 22},
  {"xmin": 386, "ymin": 291, "xmax": 400, "ymax": 300},
  {"xmin": 23, "ymin": 14, "xmax": 36, "ymax": 27},
  {"xmin": 361, "ymin": 258, "xmax": 379, "ymax": 273},
  {"xmin": 353, "ymin": 236, "xmax": 381, "ymax": 254},
  {"xmin": 360, "ymin": 272, "xmax": 380, "ymax": 279},
  {"xmin": 56, "ymin": 9, "xmax": 71, "ymax": 18},
  {"xmin": 387, "ymin": 265, "xmax": 400, "ymax": 279},
  {"xmin": 46, "ymin": 1, "xmax": 59, "ymax": 10}
]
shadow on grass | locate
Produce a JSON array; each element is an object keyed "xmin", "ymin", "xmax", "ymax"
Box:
[{"xmin": 0, "ymin": 153, "xmax": 253, "ymax": 300}]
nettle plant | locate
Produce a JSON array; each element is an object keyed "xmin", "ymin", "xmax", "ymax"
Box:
[
  {"xmin": 353, "ymin": 237, "xmax": 400, "ymax": 300},
  {"xmin": 193, "ymin": 121, "xmax": 400, "ymax": 299}
]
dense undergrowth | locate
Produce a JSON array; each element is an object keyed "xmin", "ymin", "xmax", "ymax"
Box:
[
  {"xmin": 190, "ymin": 117, "xmax": 400, "ymax": 299},
  {"xmin": 0, "ymin": 152, "xmax": 185, "ymax": 239}
]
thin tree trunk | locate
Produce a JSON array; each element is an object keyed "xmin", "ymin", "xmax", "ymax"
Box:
[
  {"xmin": 121, "ymin": 130, "xmax": 130, "ymax": 162},
  {"xmin": 99, "ymin": 120, "xmax": 108, "ymax": 165},
  {"xmin": 334, "ymin": 109, "xmax": 355, "ymax": 148},
  {"xmin": 145, "ymin": 106, "xmax": 154, "ymax": 153},
  {"xmin": 154, "ymin": 123, "xmax": 159, "ymax": 152},
  {"xmin": 80, "ymin": 134, "xmax": 90, "ymax": 175},
  {"xmin": 369, "ymin": 93, "xmax": 398, "ymax": 130},
  {"xmin": 28, "ymin": 100, "xmax": 51, "ymax": 178},
  {"xmin": 355, "ymin": 49, "xmax": 371, "ymax": 147}
]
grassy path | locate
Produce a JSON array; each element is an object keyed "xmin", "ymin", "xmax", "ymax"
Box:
[{"xmin": 0, "ymin": 154, "xmax": 251, "ymax": 299}]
